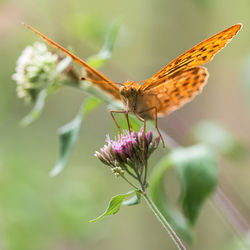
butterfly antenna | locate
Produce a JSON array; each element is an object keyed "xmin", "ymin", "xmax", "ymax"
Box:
[
  {"xmin": 134, "ymin": 79, "xmax": 147, "ymax": 84},
  {"xmin": 80, "ymin": 76, "xmax": 122, "ymax": 86},
  {"xmin": 115, "ymin": 82, "xmax": 123, "ymax": 86},
  {"xmin": 22, "ymin": 23, "xmax": 115, "ymax": 84}
]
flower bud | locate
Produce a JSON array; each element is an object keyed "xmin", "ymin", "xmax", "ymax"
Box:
[
  {"xmin": 94, "ymin": 151, "xmax": 110, "ymax": 166},
  {"xmin": 111, "ymin": 166, "xmax": 125, "ymax": 177}
]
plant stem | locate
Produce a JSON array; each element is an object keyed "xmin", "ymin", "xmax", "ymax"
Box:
[
  {"xmin": 143, "ymin": 156, "xmax": 148, "ymax": 189},
  {"xmin": 142, "ymin": 192, "xmax": 186, "ymax": 250},
  {"xmin": 121, "ymin": 175, "xmax": 139, "ymax": 190}
]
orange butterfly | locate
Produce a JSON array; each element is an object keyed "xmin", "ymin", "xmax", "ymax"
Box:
[{"xmin": 23, "ymin": 23, "xmax": 242, "ymax": 149}]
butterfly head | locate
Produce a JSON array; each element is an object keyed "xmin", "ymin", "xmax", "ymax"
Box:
[{"xmin": 120, "ymin": 81, "xmax": 140, "ymax": 98}]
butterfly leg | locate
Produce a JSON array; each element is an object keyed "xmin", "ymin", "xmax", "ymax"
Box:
[
  {"xmin": 138, "ymin": 107, "xmax": 165, "ymax": 148},
  {"xmin": 151, "ymin": 107, "xmax": 165, "ymax": 148},
  {"xmin": 135, "ymin": 113, "xmax": 146, "ymax": 156},
  {"xmin": 110, "ymin": 110, "xmax": 127, "ymax": 139},
  {"xmin": 125, "ymin": 112, "xmax": 131, "ymax": 133},
  {"xmin": 110, "ymin": 110, "xmax": 125, "ymax": 139}
]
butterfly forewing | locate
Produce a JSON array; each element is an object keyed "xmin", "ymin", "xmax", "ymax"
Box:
[
  {"xmin": 137, "ymin": 67, "xmax": 209, "ymax": 118},
  {"xmin": 141, "ymin": 23, "xmax": 242, "ymax": 91},
  {"xmin": 83, "ymin": 68, "xmax": 122, "ymax": 100},
  {"xmin": 23, "ymin": 23, "xmax": 122, "ymax": 101}
]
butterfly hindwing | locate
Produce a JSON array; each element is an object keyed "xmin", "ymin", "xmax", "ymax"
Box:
[{"xmin": 137, "ymin": 67, "xmax": 209, "ymax": 118}]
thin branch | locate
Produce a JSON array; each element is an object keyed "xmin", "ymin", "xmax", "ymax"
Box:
[
  {"xmin": 121, "ymin": 175, "xmax": 139, "ymax": 190},
  {"xmin": 142, "ymin": 192, "xmax": 186, "ymax": 250}
]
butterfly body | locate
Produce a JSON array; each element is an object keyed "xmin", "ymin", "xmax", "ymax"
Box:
[
  {"xmin": 119, "ymin": 81, "xmax": 158, "ymax": 119},
  {"xmin": 120, "ymin": 81, "xmax": 142, "ymax": 114}
]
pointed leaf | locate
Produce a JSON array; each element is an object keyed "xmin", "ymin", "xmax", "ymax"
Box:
[
  {"xmin": 90, "ymin": 190, "xmax": 136, "ymax": 222},
  {"xmin": 149, "ymin": 156, "xmax": 193, "ymax": 241},
  {"xmin": 122, "ymin": 191, "xmax": 141, "ymax": 206},
  {"xmin": 50, "ymin": 97, "xmax": 101, "ymax": 176},
  {"xmin": 150, "ymin": 145, "xmax": 219, "ymax": 241},
  {"xmin": 170, "ymin": 144, "xmax": 218, "ymax": 225},
  {"xmin": 50, "ymin": 115, "xmax": 82, "ymax": 177}
]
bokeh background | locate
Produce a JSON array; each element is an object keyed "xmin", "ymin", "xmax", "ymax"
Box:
[{"xmin": 0, "ymin": 0, "xmax": 250, "ymax": 249}]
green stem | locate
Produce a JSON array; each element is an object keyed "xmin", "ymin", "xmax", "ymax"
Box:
[
  {"xmin": 121, "ymin": 175, "xmax": 139, "ymax": 190},
  {"xmin": 142, "ymin": 157, "xmax": 148, "ymax": 189},
  {"xmin": 142, "ymin": 192, "xmax": 186, "ymax": 250}
]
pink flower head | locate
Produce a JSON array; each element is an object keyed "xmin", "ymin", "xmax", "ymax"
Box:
[{"xmin": 95, "ymin": 128, "xmax": 160, "ymax": 176}]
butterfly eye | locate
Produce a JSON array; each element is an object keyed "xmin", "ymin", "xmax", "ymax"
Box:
[
  {"xmin": 131, "ymin": 87, "xmax": 136, "ymax": 94},
  {"xmin": 120, "ymin": 86, "xmax": 125, "ymax": 96}
]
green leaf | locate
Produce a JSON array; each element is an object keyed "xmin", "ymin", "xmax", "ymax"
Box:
[
  {"xmin": 50, "ymin": 115, "xmax": 81, "ymax": 177},
  {"xmin": 149, "ymin": 155, "xmax": 193, "ymax": 241},
  {"xmin": 170, "ymin": 145, "xmax": 218, "ymax": 225},
  {"xmin": 50, "ymin": 97, "xmax": 101, "ymax": 176},
  {"xmin": 122, "ymin": 191, "xmax": 141, "ymax": 206},
  {"xmin": 20, "ymin": 89, "xmax": 48, "ymax": 127},
  {"xmin": 90, "ymin": 190, "xmax": 136, "ymax": 222},
  {"xmin": 87, "ymin": 19, "xmax": 121, "ymax": 68},
  {"xmin": 192, "ymin": 120, "xmax": 247, "ymax": 161},
  {"xmin": 149, "ymin": 144, "xmax": 218, "ymax": 241}
]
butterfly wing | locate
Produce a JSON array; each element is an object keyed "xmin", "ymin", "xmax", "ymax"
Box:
[
  {"xmin": 23, "ymin": 23, "xmax": 122, "ymax": 100},
  {"xmin": 140, "ymin": 23, "xmax": 242, "ymax": 91},
  {"xmin": 137, "ymin": 67, "xmax": 208, "ymax": 118}
]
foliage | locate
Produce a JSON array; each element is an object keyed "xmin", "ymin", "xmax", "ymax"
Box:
[
  {"xmin": 90, "ymin": 190, "xmax": 139, "ymax": 222},
  {"xmin": 149, "ymin": 145, "xmax": 218, "ymax": 241},
  {"xmin": 11, "ymin": 14, "xmax": 249, "ymax": 250}
]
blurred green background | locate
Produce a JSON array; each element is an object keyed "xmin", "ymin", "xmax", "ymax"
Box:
[{"xmin": 0, "ymin": 0, "xmax": 250, "ymax": 249}]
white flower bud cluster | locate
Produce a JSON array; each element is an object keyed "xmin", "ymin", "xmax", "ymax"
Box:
[
  {"xmin": 12, "ymin": 42, "xmax": 58, "ymax": 102},
  {"xmin": 111, "ymin": 166, "xmax": 125, "ymax": 177}
]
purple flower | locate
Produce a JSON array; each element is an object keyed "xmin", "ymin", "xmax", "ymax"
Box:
[{"xmin": 95, "ymin": 128, "xmax": 160, "ymax": 178}]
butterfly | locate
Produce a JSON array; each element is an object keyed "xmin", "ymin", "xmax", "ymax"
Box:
[{"xmin": 23, "ymin": 23, "xmax": 242, "ymax": 150}]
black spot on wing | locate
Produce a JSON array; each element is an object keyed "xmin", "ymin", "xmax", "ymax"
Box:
[{"xmin": 194, "ymin": 75, "xmax": 200, "ymax": 80}]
